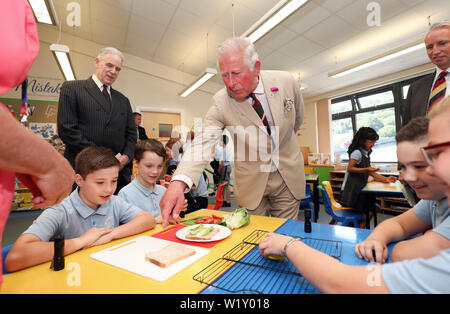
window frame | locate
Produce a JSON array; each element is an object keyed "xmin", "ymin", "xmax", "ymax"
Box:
[{"xmin": 330, "ymin": 75, "xmax": 427, "ymax": 163}]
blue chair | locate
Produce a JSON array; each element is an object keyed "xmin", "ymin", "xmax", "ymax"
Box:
[
  {"xmin": 318, "ymin": 186, "xmax": 364, "ymax": 228},
  {"xmin": 1, "ymin": 244, "xmax": 12, "ymax": 275},
  {"xmin": 299, "ymin": 183, "xmax": 315, "ymax": 222}
]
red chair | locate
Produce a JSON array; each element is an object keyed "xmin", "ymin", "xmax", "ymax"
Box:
[{"xmin": 207, "ymin": 182, "xmax": 227, "ymax": 210}]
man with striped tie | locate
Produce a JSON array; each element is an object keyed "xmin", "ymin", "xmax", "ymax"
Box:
[
  {"xmin": 161, "ymin": 37, "xmax": 306, "ymax": 226},
  {"xmin": 402, "ymin": 22, "xmax": 450, "ymax": 126}
]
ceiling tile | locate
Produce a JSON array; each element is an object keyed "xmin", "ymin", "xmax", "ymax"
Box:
[
  {"xmin": 282, "ymin": 1, "xmax": 332, "ymax": 35},
  {"xmin": 277, "ymin": 35, "xmax": 326, "ymax": 62},
  {"xmin": 302, "ymin": 15, "xmax": 360, "ymax": 49},
  {"xmin": 132, "ymin": 0, "xmax": 178, "ymax": 26}
]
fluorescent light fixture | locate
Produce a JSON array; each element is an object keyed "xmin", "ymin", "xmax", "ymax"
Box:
[
  {"xmin": 50, "ymin": 44, "xmax": 76, "ymax": 81},
  {"xmin": 242, "ymin": 0, "xmax": 309, "ymax": 43},
  {"xmin": 329, "ymin": 40, "xmax": 425, "ymax": 78},
  {"xmin": 179, "ymin": 67, "xmax": 217, "ymax": 97},
  {"xmin": 28, "ymin": 0, "xmax": 58, "ymax": 25}
]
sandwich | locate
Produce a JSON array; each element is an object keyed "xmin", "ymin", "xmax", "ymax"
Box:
[{"xmin": 185, "ymin": 224, "xmax": 219, "ymax": 241}]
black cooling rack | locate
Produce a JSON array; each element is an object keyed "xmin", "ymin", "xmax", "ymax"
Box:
[{"xmin": 193, "ymin": 229, "xmax": 342, "ymax": 294}]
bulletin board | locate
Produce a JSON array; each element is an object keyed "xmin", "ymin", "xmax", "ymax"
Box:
[{"xmin": 0, "ymin": 97, "xmax": 59, "ymax": 139}]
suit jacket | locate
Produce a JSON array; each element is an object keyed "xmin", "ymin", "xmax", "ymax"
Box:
[
  {"xmin": 402, "ymin": 72, "xmax": 435, "ymax": 127},
  {"xmin": 57, "ymin": 77, "xmax": 137, "ymax": 169},
  {"xmin": 175, "ymin": 70, "xmax": 305, "ymax": 209},
  {"xmin": 137, "ymin": 125, "xmax": 148, "ymax": 140}
]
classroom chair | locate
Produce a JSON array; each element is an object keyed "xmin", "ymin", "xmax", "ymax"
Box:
[
  {"xmin": 299, "ymin": 183, "xmax": 315, "ymax": 222},
  {"xmin": 318, "ymin": 184, "xmax": 364, "ymax": 228},
  {"xmin": 207, "ymin": 182, "xmax": 228, "ymax": 210},
  {"xmin": 1, "ymin": 244, "xmax": 12, "ymax": 275}
]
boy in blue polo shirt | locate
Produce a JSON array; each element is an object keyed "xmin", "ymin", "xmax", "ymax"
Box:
[
  {"xmin": 354, "ymin": 117, "xmax": 450, "ymax": 264},
  {"xmin": 119, "ymin": 139, "xmax": 187, "ymax": 223},
  {"xmin": 5, "ymin": 146, "xmax": 155, "ymax": 272}
]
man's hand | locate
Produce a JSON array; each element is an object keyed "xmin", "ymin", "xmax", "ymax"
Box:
[
  {"xmin": 116, "ymin": 154, "xmax": 130, "ymax": 170},
  {"xmin": 160, "ymin": 180, "xmax": 188, "ymax": 227}
]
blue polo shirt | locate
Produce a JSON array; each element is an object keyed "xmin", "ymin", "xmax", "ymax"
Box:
[
  {"xmin": 382, "ymin": 249, "xmax": 450, "ymax": 293},
  {"xmin": 118, "ymin": 178, "xmax": 166, "ymax": 218},
  {"xmin": 23, "ymin": 188, "xmax": 142, "ymax": 242},
  {"xmin": 413, "ymin": 197, "xmax": 450, "ymax": 239}
]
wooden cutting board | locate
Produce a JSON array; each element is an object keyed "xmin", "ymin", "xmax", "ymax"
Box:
[{"xmin": 90, "ymin": 236, "xmax": 209, "ymax": 282}]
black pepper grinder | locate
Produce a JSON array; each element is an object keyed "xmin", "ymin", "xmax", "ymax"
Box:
[
  {"xmin": 304, "ymin": 210, "xmax": 312, "ymax": 233},
  {"xmin": 51, "ymin": 236, "xmax": 65, "ymax": 271}
]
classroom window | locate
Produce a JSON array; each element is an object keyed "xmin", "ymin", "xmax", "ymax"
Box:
[
  {"xmin": 330, "ymin": 99, "xmax": 352, "ymax": 114},
  {"xmin": 358, "ymin": 90, "xmax": 394, "ymax": 109},
  {"xmin": 355, "ymin": 107, "xmax": 396, "ymax": 162}
]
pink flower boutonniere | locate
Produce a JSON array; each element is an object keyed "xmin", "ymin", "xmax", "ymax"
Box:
[{"xmin": 270, "ymin": 87, "xmax": 279, "ymax": 92}]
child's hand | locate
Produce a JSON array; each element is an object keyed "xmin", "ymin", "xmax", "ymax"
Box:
[
  {"xmin": 367, "ymin": 166, "xmax": 380, "ymax": 172},
  {"xmin": 354, "ymin": 239, "xmax": 388, "ymax": 264},
  {"xmin": 259, "ymin": 233, "xmax": 293, "ymax": 257},
  {"xmin": 387, "ymin": 176, "xmax": 397, "ymax": 183},
  {"xmin": 79, "ymin": 228, "xmax": 112, "ymax": 249},
  {"xmin": 90, "ymin": 231, "xmax": 115, "ymax": 247}
]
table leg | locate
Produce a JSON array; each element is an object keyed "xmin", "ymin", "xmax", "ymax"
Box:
[{"xmin": 313, "ymin": 181, "xmax": 319, "ymax": 223}]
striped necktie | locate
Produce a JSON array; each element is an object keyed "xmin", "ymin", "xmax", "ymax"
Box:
[
  {"xmin": 102, "ymin": 84, "xmax": 112, "ymax": 105},
  {"xmin": 428, "ymin": 71, "xmax": 447, "ymax": 112},
  {"xmin": 250, "ymin": 93, "xmax": 271, "ymax": 135}
]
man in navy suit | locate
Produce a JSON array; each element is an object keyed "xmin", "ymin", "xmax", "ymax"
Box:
[
  {"xmin": 402, "ymin": 22, "xmax": 450, "ymax": 126},
  {"xmin": 57, "ymin": 47, "xmax": 136, "ymax": 193},
  {"xmin": 133, "ymin": 112, "xmax": 149, "ymax": 141}
]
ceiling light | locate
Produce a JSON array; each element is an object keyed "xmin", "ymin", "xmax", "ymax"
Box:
[
  {"xmin": 28, "ymin": 0, "xmax": 58, "ymax": 25},
  {"xmin": 179, "ymin": 68, "xmax": 217, "ymax": 97},
  {"xmin": 242, "ymin": 0, "xmax": 310, "ymax": 43},
  {"xmin": 50, "ymin": 44, "xmax": 76, "ymax": 81},
  {"xmin": 328, "ymin": 40, "xmax": 425, "ymax": 78}
]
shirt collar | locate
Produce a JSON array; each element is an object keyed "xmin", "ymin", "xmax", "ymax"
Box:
[
  {"xmin": 92, "ymin": 74, "xmax": 110, "ymax": 92},
  {"xmin": 436, "ymin": 197, "xmax": 448, "ymax": 211},
  {"xmin": 134, "ymin": 178, "xmax": 158, "ymax": 197},
  {"xmin": 253, "ymin": 75, "xmax": 264, "ymax": 94},
  {"xmin": 70, "ymin": 188, "xmax": 109, "ymax": 219},
  {"xmin": 435, "ymin": 67, "xmax": 450, "ymax": 78}
]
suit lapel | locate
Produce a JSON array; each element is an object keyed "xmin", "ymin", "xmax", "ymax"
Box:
[
  {"xmin": 260, "ymin": 72, "xmax": 282, "ymax": 128},
  {"xmin": 84, "ymin": 77, "xmax": 111, "ymax": 114}
]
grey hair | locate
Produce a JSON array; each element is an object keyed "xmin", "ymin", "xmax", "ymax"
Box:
[
  {"xmin": 429, "ymin": 21, "xmax": 450, "ymax": 31},
  {"xmin": 216, "ymin": 37, "xmax": 259, "ymax": 70},
  {"xmin": 97, "ymin": 47, "xmax": 124, "ymax": 63}
]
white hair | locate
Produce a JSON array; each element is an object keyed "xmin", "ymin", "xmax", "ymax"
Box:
[
  {"xmin": 97, "ymin": 47, "xmax": 124, "ymax": 63},
  {"xmin": 429, "ymin": 21, "xmax": 450, "ymax": 31},
  {"xmin": 216, "ymin": 37, "xmax": 259, "ymax": 70}
]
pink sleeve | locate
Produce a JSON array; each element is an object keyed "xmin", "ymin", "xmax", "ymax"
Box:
[{"xmin": 0, "ymin": 0, "xmax": 40, "ymax": 287}]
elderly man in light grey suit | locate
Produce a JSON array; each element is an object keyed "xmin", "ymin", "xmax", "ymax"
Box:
[{"xmin": 160, "ymin": 37, "xmax": 306, "ymax": 226}]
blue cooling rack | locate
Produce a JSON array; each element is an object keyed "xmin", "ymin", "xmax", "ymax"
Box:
[{"xmin": 195, "ymin": 229, "xmax": 342, "ymax": 294}]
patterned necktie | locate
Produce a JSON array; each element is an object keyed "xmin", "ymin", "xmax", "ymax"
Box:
[
  {"xmin": 102, "ymin": 84, "xmax": 112, "ymax": 105},
  {"xmin": 250, "ymin": 93, "xmax": 271, "ymax": 135},
  {"xmin": 428, "ymin": 71, "xmax": 447, "ymax": 112}
]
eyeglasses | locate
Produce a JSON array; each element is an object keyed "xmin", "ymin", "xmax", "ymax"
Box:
[{"xmin": 421, "ymin": 141, "xmax": 450, "ymax": 166}]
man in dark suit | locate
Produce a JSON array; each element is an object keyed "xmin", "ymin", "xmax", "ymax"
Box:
[
  {"xmin": 57, "ymin": 47, "xmax": 136, "ymax": 193},
  {"xmin": 133, "ymin": 112, "xmax": 148, "ymax": 140},
  {"xmin": 402, "ymin": 22, "xmax": 450, "ymax": 126}
]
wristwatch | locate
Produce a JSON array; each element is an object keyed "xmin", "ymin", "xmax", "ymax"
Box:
[{"xmin": 282, "ymin": 237, "xmax": 301, "ymax": 256}]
